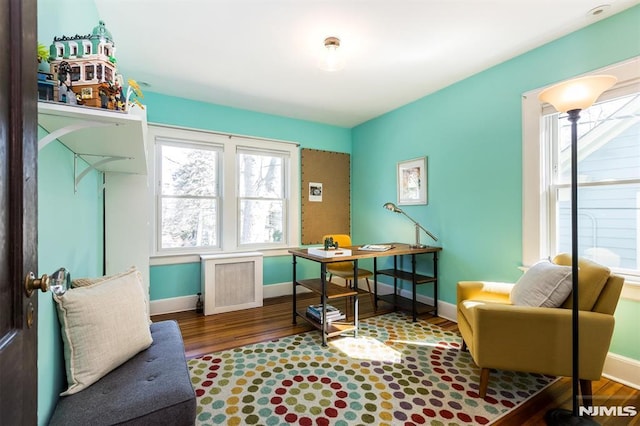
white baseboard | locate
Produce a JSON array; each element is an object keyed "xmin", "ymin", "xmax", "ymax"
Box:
[
  {"xmin": 603, "ymin": 352, "xmax": 640, "ymax": 390},
  {"xmin": 437, "ymin": 301, "xmax": 457, "ymax": 322},
  {"xmin": 150, "ymin": 294, "xmax": 198, "ymax": 315}
]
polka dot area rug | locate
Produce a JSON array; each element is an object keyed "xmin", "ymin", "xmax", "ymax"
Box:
[{"xmin": 188, "ymin": 312, "xmax": 556, "ymax": 425}]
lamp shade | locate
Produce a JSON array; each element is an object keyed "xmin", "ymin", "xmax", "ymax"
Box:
[
  {"xmin": 538, "ymin": 75, "xmax": 617, "ymax": 113},
  {"xmin": 383, "ymin": 202, "xmax": 402, "ymax": 213}
]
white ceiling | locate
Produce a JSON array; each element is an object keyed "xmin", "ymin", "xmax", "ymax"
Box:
[{"xmin": 94, "ymin": 0, "xmax": 639, "ymax": 127}]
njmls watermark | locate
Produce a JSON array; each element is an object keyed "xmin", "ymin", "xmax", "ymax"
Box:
[
  {"xmin": 579, "ymin": 396, "xmax": 639, "ymax": 418},
  {"xmin": 579, "ymin": 406, "xmax": 638, "ymax": 417}
]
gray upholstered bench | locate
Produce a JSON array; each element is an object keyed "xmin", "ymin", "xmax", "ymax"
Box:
[{"xmin": 49, "ymin": 320, "xmax": 196, "ymax": 425}]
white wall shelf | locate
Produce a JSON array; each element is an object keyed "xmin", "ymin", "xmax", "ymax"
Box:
[
  {"xmin": 38, "ymin": 101, "xmax": 151, "ymax": 298},
  {"xmin": 37, "ymin": 101, "xmax": 148, "ymax": 176}
]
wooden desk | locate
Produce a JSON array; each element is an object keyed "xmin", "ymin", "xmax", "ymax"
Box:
[{"xmin": 289, "ymin": 243, "xmax": 441, "ymax": 345}]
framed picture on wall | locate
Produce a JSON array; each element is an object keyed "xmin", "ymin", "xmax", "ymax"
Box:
[{"xmin": 397, "ymin": 156, "xmax": 427, "ymax": 205}]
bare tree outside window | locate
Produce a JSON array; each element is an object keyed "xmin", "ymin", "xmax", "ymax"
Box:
[{"xmin": 238, "ymin": 150, "xmax": 285, "ymax": 244}]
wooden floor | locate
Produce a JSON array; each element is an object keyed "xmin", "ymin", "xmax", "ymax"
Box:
[{"xmin": 153, "ymin": 291, "xmax": 639, "ymax": 426}]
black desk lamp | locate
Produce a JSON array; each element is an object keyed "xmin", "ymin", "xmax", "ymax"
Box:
[
  {"xmin": 383, "ymin": 202, "xmax": 438, "ymax": 248},
  {"xmin": 538, "ymin": 74, "xmax": 617, "ymax": 425}
]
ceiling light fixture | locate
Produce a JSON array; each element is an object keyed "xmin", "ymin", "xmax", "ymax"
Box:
[
  {"xmin": 319, "ymin": 36, "xmax": 345, "ymax": 72},
  {"xmin": 588, "ymin": 4, "xmax": 610, "ymax": 17}
]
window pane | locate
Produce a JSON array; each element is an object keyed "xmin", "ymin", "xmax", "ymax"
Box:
[
  {"xmin": 161, "ymin": 197, "xmax": 217, "ymax": 248},
  {"xmin": 161, "ymin": 144, "xmax": 218, "ymax": 196},
  {"xmin": 239, "ymin": 199, "xmax": 283, "ymax": 244},
  {"xmin": 556, "ymin": 93, "xmax": 640, "ymax": 184},
  {"xmin": 238, "ymin": 152, "xmax": 283, "ymax": 197},
  {"xmin": 556, "ymin": 183, "xmax": 639, "ymax": 270},
  {"xmin": 71, "ymin": 66, "xmax": 81, "ymax": 82}
]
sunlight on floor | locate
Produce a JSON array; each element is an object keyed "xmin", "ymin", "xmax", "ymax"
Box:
[{"xmin": 330, "ymin": 336, "xmax": 403, "ymax": 363}]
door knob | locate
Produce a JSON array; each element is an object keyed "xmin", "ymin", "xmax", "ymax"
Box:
[{"xmin": 25, "ymin": 272, "xmax": 50, "ymax": 296}]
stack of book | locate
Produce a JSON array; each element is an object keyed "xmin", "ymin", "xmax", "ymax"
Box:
[{"xmin": 306, "ymin": 304, "xmax": 346, "ymax": 324}]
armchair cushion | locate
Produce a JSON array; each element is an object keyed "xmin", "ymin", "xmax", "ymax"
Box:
[
  {"xmin": 510, "ymin": 260, "xmax": 573, "ymax": 308},
  {"xmin": 553, "ymin": 253, "xmax": 610, "ymax": 311}
]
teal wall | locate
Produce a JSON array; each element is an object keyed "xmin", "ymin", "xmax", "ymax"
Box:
[
  {"xmin": 37, "ymin": 137, "xmax": 103, "ymax": 424},
  {"xmin": 38, "ymin": 0, "xmax": 99, "ymax": 47},
  {"xmin": 144, "ymin": 92, "xmax": 351, "ymax": 152},
  {"xmin": 150, "ymin": 263, "xmax": 200, "ymax": 299},
  {"xmin": 611, "ymin": 299, "xmax": 640, "ymax": 360},
  {"xmin": 351, "ymin": 7, "xmax": 640, "ymax": 359}
]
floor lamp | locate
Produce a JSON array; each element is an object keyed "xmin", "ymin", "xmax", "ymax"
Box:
[{"xmin": 538, "ymin": 74, "xmax": 617, "ymax": 425}]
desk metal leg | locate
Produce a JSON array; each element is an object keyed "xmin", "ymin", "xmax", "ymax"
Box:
[
  {"xmin": 321, "ymin": 263, "xmax": 328, "ymax": 347},
  {"xmin": 411, "ymin": 254, "xmax": 417, "ymax": 322},
  {"xmin": 353, "ymin": 259, "xmax": 359, "ymax": 290},
  {"xmin": 354, "ymin": 294, "xmax": 359, "ymax": 338},
  {"xmin": 373, "ymin": 257, "xmax": 378, "ymax": 308},
  {"xmin": 292, "ymin": 255, "xmax": 297, "ymax": 324},
  {"xmin": 393, "ymin": 255, "xmax": 399, "ymax": 299},
  {"xmin": 433, "ymin": 251, "xmax": 438, "ymax": 317}
]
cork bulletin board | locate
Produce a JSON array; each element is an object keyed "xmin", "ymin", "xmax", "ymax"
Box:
[{"xmin": 301, "ymin": 148, "xmax": 350, "ymax": 244}]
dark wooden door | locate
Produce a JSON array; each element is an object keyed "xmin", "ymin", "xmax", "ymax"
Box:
[{"xmin": 0, "ymin": 0, "xmax": 39, "ymax": 424}]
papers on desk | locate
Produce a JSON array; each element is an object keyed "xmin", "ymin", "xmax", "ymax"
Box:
[{"xmin": 359, "ymin": 244, "xmax": 393, "ymax": 252}]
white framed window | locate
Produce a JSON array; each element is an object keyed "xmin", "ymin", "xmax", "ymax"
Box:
[
  {"xmin": 522, "ymin": 57, "xmax": 640, "ymax": 283},
  {"xmin": 157, "ymin": 139, "xmax": 221, "ymax": 252},
  {"xmin": 148, "ymin": 125, "xmax": 300, "ymax": 256},
  {"xmin": 237, "ymin": 147, "xmax": 287, "ymax": 246}
]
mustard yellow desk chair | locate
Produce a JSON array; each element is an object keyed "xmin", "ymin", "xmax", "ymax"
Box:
[
  {"xmin": 457, "ymin": 253, "xmax": 623, "ymax": 402},
  {"xmin": 321, "ymin": 234, "xmax": 373, "ymax": 294}
]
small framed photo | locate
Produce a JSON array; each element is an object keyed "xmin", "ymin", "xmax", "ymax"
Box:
[
  {"xmin": 397, "ymin": 156, "xmax": 427, "ymax": 205},
  {"xmin": 309, "ymin": 182, "xmax": 323, "ymax": 202}
]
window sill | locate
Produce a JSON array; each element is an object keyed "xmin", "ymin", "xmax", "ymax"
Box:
[
  {"xmin": 149, "ymin": 247, "xmax": 298, "ymax": 266},
  {"xmin": 621, "ymin": 280, "xmax": 640, "ymax": 302}
]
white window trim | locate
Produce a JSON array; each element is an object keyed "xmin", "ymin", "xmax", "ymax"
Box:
[
  {"xmin": 522, "ymin": 56, "xmax": 640, "ymax": 286},
  {"xmin": 147, "ymin": 124, "xmax": 301, "ymax": 258}
]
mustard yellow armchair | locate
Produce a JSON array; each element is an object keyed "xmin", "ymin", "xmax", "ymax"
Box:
[{"xmin": 457, "ymin": 253, "xmax": 624, "ymax": 401}]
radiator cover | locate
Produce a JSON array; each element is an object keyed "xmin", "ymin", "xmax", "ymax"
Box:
[{"xmin": 200, "ymin": 252, "xmax": 263, "ymax": 315}]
